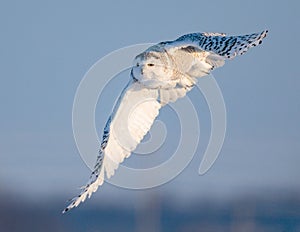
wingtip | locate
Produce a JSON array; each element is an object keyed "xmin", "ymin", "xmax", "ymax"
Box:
[{"xmin": 263, "ymin": 29, "xmax": 269, "ymax": 36}]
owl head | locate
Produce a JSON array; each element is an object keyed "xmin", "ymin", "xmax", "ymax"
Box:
[{"xmin": 131, "ymin": 49, "xmax": 175, "ymax": 88}]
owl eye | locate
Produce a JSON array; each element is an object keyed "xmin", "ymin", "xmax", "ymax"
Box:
[
  {"xmin": 136, "ymin": 63, "xmax": 140, "ymax": 67},
  {"xmin": 147, "ymin": 63, "xmax": 154, "ymax": 67}
]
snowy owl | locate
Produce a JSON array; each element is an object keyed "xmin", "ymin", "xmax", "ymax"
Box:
[{"xmin": 63, "ymin": 30, "xmax": 268, "ymax": 213}]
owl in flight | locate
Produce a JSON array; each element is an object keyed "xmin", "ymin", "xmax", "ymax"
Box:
[{"xmin": 63, "ymin": 30, "xmax": 268, "ymax": 213}]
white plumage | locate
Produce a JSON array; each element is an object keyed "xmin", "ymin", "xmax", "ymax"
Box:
[{"xmin": 63, "ymin": 30, "xmax": 268, "ymax": 213}]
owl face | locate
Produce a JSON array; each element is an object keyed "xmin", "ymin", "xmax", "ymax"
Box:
[{"xmin": 131, "ymin": 51, "xmax": 175, "ymax": 88}]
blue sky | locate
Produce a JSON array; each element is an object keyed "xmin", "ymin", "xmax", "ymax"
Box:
[{"xmin": 0, "ymin": 0, "xmax": 299, "ymax": 204}]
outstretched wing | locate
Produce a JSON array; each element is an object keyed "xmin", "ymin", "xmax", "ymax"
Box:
[
  {"xmin": 170, "ymin": 30, "xmax": 268, "ymax": 59},
  {"xmin": 63, "ymin": 80, "xmax": 163, "ymax": 212},
  {"xmin": 157, "ymin": 30, "xmax": 268, "ymax": 81},
  {"xmin": 102, "ymin": 81, "xmax": 161, "ymax": 177}
]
